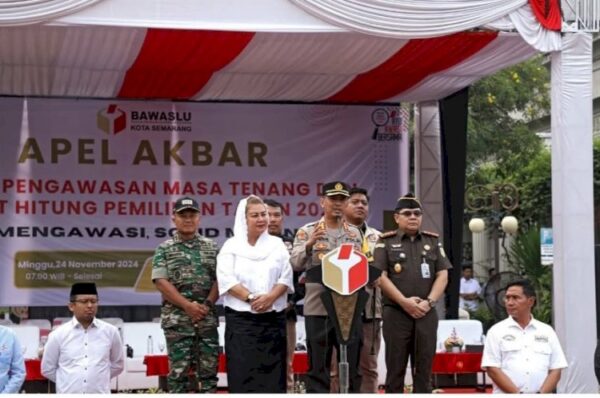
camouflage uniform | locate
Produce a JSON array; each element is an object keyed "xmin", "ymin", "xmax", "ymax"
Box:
[{"xmin": 152, "ymin": 232, "xmax": 218, "ymax": 393}]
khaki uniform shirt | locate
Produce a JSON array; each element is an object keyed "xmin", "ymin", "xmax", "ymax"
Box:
[
  {"xmin": 373, "ymin": 229, "xmax": 452, "ymax": 306},
  {"xmin": 290, "ymin": 218, "xmax": 362, "ymax": 316},
  {"xmin": 361, "ymin": 224, "xmax": 382, "ymax": 320},
  {"xmin": 152, "ymin": 232, "xmax": 218, "ymax": 335}
]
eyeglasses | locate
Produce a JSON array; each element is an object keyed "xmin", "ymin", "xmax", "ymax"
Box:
[
  {"xmin": 72, "ymin": 299, "xmax": 99, "ymax": 305},
  {"xmin": 397, "ymin": 210, "xmax": 423, "ymax": 217}
]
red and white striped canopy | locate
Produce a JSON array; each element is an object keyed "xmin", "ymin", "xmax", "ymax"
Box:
[{"xmin": 0, "ymin": 25, "xmax": 537, "ymax": 103}]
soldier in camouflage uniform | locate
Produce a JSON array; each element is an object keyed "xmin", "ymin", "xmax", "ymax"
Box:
[{"xmin": 152, "ymin": 197, "xmax": 219, "ymax": 393}]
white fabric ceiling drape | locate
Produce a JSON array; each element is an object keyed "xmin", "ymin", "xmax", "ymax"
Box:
[
  {"xmin": 0, "ymin": 25, "xmax": 536, "ymax": 103},
  {"xmin": 289, "ymin": 0, "xmax": 527, "ymax": 38},
  {"xmin": 485, "ymin": 4, "xmax": 561, "ymax": 51},
  {"xmin": 0, "ymin": 0, "xmax": 103, "ymax": 26},
  {"xmin": 289, "ymin": 0, "xmax": 561, "ymax": 51},
  {"xmin": 0, "ymin": 25, "xmax": 144, "ymax": 97}
]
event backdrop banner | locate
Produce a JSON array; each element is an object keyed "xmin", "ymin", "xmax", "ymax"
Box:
[{"xmin": 0, "ymin": 98, "xmax": 407, "ymax": 305}]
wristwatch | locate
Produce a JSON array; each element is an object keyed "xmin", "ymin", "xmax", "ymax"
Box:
[
  {"xmin": 245, "ymin": 293, "xmax": 256, "ymax": 303},
  {"xmin": 426, "ymin": 298, "xmax": 437, "ymax": 308}
]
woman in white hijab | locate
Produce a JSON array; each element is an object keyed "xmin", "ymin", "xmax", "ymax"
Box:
[{"xmin": 217, "ymin": 195, "xmax": 294, "ymax": 393}]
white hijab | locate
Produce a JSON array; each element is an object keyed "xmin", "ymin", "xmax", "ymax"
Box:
[{"xmin": 220, "ymin": 196, "xmax": 281, "ymax": 261}]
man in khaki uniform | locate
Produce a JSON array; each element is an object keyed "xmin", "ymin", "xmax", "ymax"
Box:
[
  {"xmin": 373, "ymin": 193, "xmax": 451, "ymax": 393},
  {"xmin": 331, "ymin": 187, "xmax": 382, "ymax": 393},
  {"xmin": 290, "ymin": 181, "xmax": 363, "ymax": 393}
]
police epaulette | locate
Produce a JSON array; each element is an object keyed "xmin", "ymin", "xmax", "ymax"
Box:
[
  {"xmin": 379, "ymin": 230, "xmax": 397, "ymax": 239},
  {"xmin": 422, "ymin": 230, "xmax": 439, "ymax": 238}
]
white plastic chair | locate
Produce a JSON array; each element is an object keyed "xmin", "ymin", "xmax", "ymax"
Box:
[
  {"xmin": 118, "ymin": 322, "xmax": 166, "ymax": 391},
  {"xmin": 436, "ymin": 319, "xmax": 484, "ymax": 351},
  {"xmin": 8, "ymin": 325, "xmax": 40, "ymax": 359},
  {"xmin": 20, "ymin": 319, "xmax": 52, "ymax": 338}
]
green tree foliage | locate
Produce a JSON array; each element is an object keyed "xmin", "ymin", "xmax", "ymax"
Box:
[
  {"xmin": 466, "ymin": 57, "xmax": 554, "ymax": 323},
  {"xmin": 466, "ymin": 56, "xmax": 552, "ymax": 228},
  {"xmin": 467, "ymin": 56, "xmax": 549, "ymax": 181},
  {"xmin": 511, "ymin": 150, "xmax": 551, "ymax": 228}
]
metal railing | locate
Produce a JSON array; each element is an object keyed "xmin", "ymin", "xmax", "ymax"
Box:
[{"xmin": 562, "ymin": 0, "xmax": 600, "ymax": 32}]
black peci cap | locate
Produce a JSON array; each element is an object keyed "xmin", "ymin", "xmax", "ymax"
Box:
[
  {"xmin": 70, "ymin": 282, "xmax": 98, "ymax": 297},
  {"xmin": 395, "ymin": 193, "xmax": 422, "ymax": 211}
]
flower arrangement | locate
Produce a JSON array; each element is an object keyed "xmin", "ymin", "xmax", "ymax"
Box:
[{"xmin": 444, "ymin": 327, "xmax": 464, "ymax": 352}]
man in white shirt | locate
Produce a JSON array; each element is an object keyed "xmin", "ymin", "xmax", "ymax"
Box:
[
  {"xmin": 459, "ymin": 266, "xmax": 481, "ymax": 311},
  {"xmin": 481, "ymin": 279, "xmax": 567, "ymax": 393},
  {"xmin": 41, "ymin": 282, "xmax": 124, "ymax": 393}
]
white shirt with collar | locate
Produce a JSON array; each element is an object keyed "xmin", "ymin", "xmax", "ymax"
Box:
[
  {"xmin": 459, "ymin": 277, "xmax": 481, "ymax": 311},
  {"xmin": 41, "ymin": 316, "xmax": 124, "ymax": 393},
  {"xmin": 481, "ymin": 316, "xmax": 567, "ymax": 393}
]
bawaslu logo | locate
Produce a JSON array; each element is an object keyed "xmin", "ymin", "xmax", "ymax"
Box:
[
  {"xmin": 96, "ymin": 104, "xmax": 194, "ymax": 135},
  {"xmin": 97, "ymin": 104, "xmax": 127, "ymax": 135}
]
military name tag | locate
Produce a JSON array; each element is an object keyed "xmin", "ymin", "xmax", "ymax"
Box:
[{"xmin": 421, "ymin": 262, "xmax": 431, "ymax": 278}]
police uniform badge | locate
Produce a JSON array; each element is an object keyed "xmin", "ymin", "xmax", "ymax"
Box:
[
  {"xmin": 296, "ymin": 229, "xmax": 307, "ymax": 241},
  {"xmin": 315, "ymin": 242, "xmax": 329, "ymax": 251}
]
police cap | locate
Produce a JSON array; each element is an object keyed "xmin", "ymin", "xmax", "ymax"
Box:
[{"xmin": 322, "ymin": 181, "xmax": 350, "ymax": 197}]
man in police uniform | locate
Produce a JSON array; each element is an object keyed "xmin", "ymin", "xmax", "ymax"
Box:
[
  {"xmin": 373, "ymin": 193, "xmax": 451, "ymax": 393},
  {"xmin": 331, "ymin": 187, "xmax": 382, "ymax": 393},
  {"xmin": 290, "ymin": 181, "xmax": 363, "ymax": 393},
  {"xmin": 152, "ymin": 197, "xmax": 219, "ymax": 393},
  {"xmin": 482, "ymin": 279, "xmax": 567, "ymax": 393}
]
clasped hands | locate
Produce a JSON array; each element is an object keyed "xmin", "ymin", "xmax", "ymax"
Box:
[
  {"xmin": 250, "ymin": 293, "xmax": 275, "ymax": 313},
  {"xmin": 184, "ymin": 301, "xmax": 211, "ymax": 323},
  {"xmin": 401, "ymin": 296, "xmax": 432, "ymax": 319}
]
